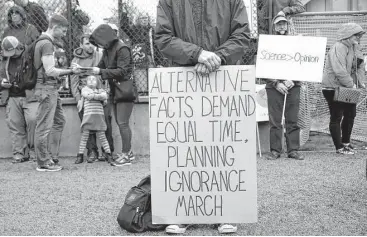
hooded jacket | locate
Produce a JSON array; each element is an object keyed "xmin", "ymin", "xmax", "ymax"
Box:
[
  {"xmin": 90, "ymin": 24, "xmax": 133, "ymax": 94},
  {"xmin": 2, "ymin": 5, "xmax": 39, "ymax": 46},
  {"xmin": 23, "ymin": 1, "xmax": 48, "ymax": 34},
  {"xmin": 155, "ymin": 0, "xmax": 250, "ymax": 66},
  {"xmin": 70, "ymin": 47, "xmax": 103, "ymax": 102},
  {"xmin": 322, "ymin": 23, "xmax": 366, "ymax": 89}
]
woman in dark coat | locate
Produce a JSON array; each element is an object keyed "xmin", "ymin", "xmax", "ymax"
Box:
[{"xmin": 89, "ymin": 24, "xmax": 135, "ymax": 167}]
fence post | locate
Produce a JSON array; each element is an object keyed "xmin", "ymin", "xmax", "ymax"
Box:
[
  {"xmin": 269, "ymin": 0, "xmax": 273, "ymax": 34},
  {"xmin": 66, "ymin": 0, "xmax": 73, "ymax": 65}
]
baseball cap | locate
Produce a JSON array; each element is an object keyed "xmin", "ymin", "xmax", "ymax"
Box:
[
  {"xmin": 1, "ymin": 36, "xmax": 19, "ymax": 57},
  {"xmin": 273, "ymin": 15, "xmax": 288, "ymax": 24}
]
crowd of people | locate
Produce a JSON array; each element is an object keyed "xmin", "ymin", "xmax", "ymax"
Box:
[{"xmin": 0, "ymin": 0, "xmax": 366, "ymax": 234}]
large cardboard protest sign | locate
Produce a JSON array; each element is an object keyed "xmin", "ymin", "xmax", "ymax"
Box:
[
  {"xmin": 256, "ymin": 35, "xmax": 327, "ymax": 82},
  {"xmin": 149, "ymin": 66, "xmax": 258, "ymax": 224}
]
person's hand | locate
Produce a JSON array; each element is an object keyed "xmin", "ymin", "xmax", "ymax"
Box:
[
  {"xmin": 194, "ymin": 63, "xmax": 210, "ymax": 76},
  {"xmin": 198, "ymin": 50, "xmax": 221, "ymax": 72},
  {"xmin": 77, "ymin": 99, "xmax": 83, "ymax": 111},
  {"xmin": 277, "ymin": 10, "xmax": 285, "ymax": 16},
  {"xmin": 70, "ymin": 63, "xmax": 82, "ymax": 75},
  {"xmin": 91, "ymin": 67, "xmax": 100, "ymax": 75},
  {"xmin": 283, "ymin": 80, "xmax": 294, "ymax": 89},
  {"xmin": 1, "ymin": 78, "xmax": 12, "ymax": 89},
  {"xmin": 276, "ymin": 82, "xmax": 288, "ymax": 95},
  {"xmin": 103, "ymin": 100, "xmax": 108, "ymax": 106}
]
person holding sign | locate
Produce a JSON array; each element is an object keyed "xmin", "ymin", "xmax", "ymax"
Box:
[
  {"xmin": 155, "ymin": 0, "xmax": 250, "ymax": 234},
  {"xmin": 265, "ymin": 15, "xmax": 304, "ymax": 161},
  {"xmin": 322, "ymin": 23, "xmax": 366, "ymax": 155}
]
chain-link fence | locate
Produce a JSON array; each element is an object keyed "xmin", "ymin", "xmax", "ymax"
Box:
[{"xmin": 0, "ymin": 0, "xmax": 268, "ymax": 102}]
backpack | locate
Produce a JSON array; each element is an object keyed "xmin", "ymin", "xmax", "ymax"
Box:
[
  {"xmin": 17, "ymin": 35, "xmax": 53, "ymax": 90},
  {"xmin": 117, "ymin": 175, "xmax": 167, "ymax": 233}
]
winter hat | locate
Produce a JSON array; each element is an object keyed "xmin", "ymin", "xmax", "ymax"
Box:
[
  {"xmin": 1, "ymin": 36, "xmax": 19, "ymax": 57},
  {"xmin": 337, "ymin": 23, "xmax": 365, "ymax": 41}
]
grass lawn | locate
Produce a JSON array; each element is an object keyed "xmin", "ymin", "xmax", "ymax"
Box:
[{"xmin": 1, "ymin": 151, "xmax": 367, "ymax": 236}]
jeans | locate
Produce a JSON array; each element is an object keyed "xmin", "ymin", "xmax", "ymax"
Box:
[
  {"xmin": 266, "ymin": 86, "xmax": 301, "ymax": 153},
  {"xmin": 78, "ymin": 99, "xmax": 114, "ymax": 154},
  {"xmin": 5, "ymin": 97, "xmax": 38, "ymax": 158},
  {"xmin": 322, "ymin": 90, "xmax": 356, "ymax": 150},
  {"xmin": 34, "ymin": 86, "xmax": 66, "ymax": 165},
  {"xmin": 113, "ymin": 101, "xmax": 134, "ymax": 153}
]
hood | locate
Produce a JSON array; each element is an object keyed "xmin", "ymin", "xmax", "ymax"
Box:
[
  {"xmin": 7, "ymin": 5, "xmax": 27, "ymax": 28},
  {"xmin": 90, "ymin": 24, "xmax": 118, "ymax": 49},
  {"xmin": 337, "ymin": 23, "xmax": 365, "ymax": 41},
  {"xmin": 73, "ymin": 47, "xmax": 93, "ymax": 59}
]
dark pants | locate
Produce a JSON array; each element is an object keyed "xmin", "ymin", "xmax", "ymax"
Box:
[
  {"xmin": 266, "ymin": 86, "xmax": 301, "ymax": 153},
  {"xmin": 113, "ymin": 101, "xmax": 134, "ymax": 153},
  {"xmin": 322, "ymin": 90, "xmax": 356, "ymax": 150},
  {"xmin": 78, "ymin": 100, "xmax": 114, "ymax": 154}
]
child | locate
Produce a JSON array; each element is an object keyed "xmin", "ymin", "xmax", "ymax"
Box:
[
  {"xmin": 265, "ymin": 15, "xmax": 304, "ymax": 160},
  {"xmin": 75, "ymin": 75, "xmax": 113, "ymax": 164}
]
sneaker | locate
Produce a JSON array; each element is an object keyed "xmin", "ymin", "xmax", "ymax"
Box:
[
  {"xmin": 266, "ymin": 151, "xmax": 280, "ymax": 160},
  {"xmin": 218, "ymin": 224, "xmax": 238, "ymax": 234},
  {"xmin": 36, "ymin": 162, "xmax": 63, "ymax": 172},
  {"xmin": 128, "ymin": 150, "xmax": 135, "ymax": 161},
  {"xmin": 87, "ymin": 150, "xmax": 98, "ymax": 163},
  {"xmin": 343, "ymin": 143, "xmax": 356, "ymax": 153},
  {"xmin": 288, "ymin": 151, "xmax": 304, "ymax": 160},
  {"xmin": 12, "ymin": 154, "xmax": 29, "ymax": 164},
  {"xmin": 51, "ymin": 158, "xmax": 59, "ymax": 164},
  {"xmin": 112, "ymin": 154, "xmax": 131, "ymax": 167},
  {"xmin": 337, "ymin": 147, "xmax": 354, "ymax": 155},
  {"xmin": 165, "ymin": 224, "xmax": 189, "ymax": 234}
]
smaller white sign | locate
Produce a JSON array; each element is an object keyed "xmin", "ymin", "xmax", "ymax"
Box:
[{"xmin": 256, "ymin": 35, "xmax": 327, "ymax": 82}]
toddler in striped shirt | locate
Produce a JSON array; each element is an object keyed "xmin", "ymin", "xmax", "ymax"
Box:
[{"xmin": 75, "ymin": 76, "xmax": 113, "ymax": 164}]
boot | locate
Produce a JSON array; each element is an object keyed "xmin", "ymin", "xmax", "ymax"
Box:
[
  {"xmin": 105, "ymin": 153, "xmax": 114, "ymax": 165},
  {"xmin": 75, "ymin": 154, "xmax": 84, "ymax": 164}
]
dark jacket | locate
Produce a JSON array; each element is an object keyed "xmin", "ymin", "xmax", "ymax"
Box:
[
  {"xmin": 89, "ymin": 24, "xmax": 133, "ymax": 92},
  {"xmin": 155, "ymin": 0, "xmax": 250, "ymax": 66},
  {"xmin": 271, "ymin": 0, "xmax": 305, "ymax": 17},
  {"xmin": 2, "ymin": 6, "xmax": 39, "ymax": 46},
  {"xmin": 0, "ymin": 52, "xmax": 26, "ymax": 98},
  {"xmin": 23, "ymin": 2, "xmax": 48, "ymax": 34}
]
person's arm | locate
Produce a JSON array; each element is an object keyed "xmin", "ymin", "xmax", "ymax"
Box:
[
  {"xmin": 0, "ymin": 59, "xmax": 7, "ymax": 90},
  {"xmin": 282, "ymin": 0, "xmax": 306, "ymax": 15},
  {"xmin": 155, "ymin": 0, "xmax": 203, "ymax": 65},
  {"xmin": 94, "ymin": 89, "xmax": 108, "ymax": 101},
  {"xmin": 70, "ymin": 58, "xmax": 82, "ymax": 101},
  {"xmin": 99, "ymin": 47, "xmax": 132, "ymax": 81},
  {"xmin": 28, "ymin": 24, "xmax": 40, "ymax": 45},
  {"xmin": 41, "ymin": 55, "xmax": 74, "ymax": 78},
  {"xmin": 329, "ymin": 44, "xmax": 354, "ymax": 88},
  {"xmin": 214, "ymin": 0, "xmax": 251, "ymax": 65},
  {"xmin": 81, "ymin": 87, "xmax": 95, "ymax": 100}
]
